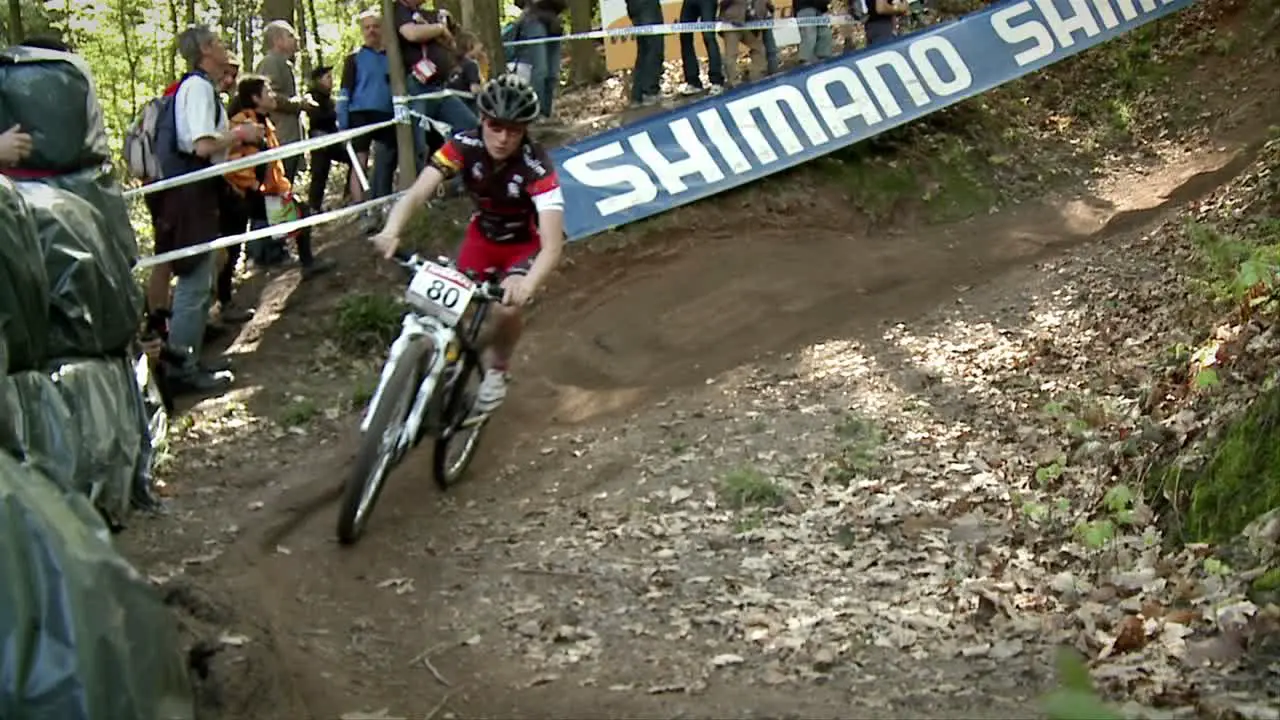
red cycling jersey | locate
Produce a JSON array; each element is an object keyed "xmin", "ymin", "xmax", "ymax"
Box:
[{"xmin": 428, "ymin": 129, "xmax": 564, "ymax": 246}]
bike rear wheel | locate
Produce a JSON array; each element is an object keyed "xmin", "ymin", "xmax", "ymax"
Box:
[
  {"xmin": 431, "ymin": 354, "xmax": 488, "ymax": 490},
  {"xmin": 337, "ymin": 336, "xmax": 432, "ymax": 545}
]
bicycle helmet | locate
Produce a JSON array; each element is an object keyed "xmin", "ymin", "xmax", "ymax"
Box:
[{"xmin": 476, "ymin": 74, "xmax": 540, "ymax": 125}]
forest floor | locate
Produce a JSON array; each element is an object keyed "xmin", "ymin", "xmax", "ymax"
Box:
[{"xmin": 117, "ymin": 3, "xmax": 1280, "ymax": 719}]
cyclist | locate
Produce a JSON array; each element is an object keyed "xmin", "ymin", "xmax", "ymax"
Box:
[{"xmin": 372, "ymin": 73, "xmax": 565, "ymax": 414}]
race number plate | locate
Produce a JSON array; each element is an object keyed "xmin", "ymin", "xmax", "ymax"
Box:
[{"xmin": 406, "ymin": 261, "xmax": 476, "ymax": 326}]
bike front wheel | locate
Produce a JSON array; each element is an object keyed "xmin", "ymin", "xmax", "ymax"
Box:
[
  {"xmin": 337, "ymin": 336, "xmax": 432, "ymax": 545},
  {"xmin": 431, "ymin": 354, "xmax": 488, "ymax": 490}
]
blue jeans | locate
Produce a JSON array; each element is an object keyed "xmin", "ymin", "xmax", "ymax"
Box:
[
  {"xmin": 678, "ymin": 0, "xmax": 724, "ymax": 87},
  {"xmin": 627, "ymin": 0, "xmax": 665, "ymax": 102},
  {"xmin": 764, "ymin": 28, "xmax": 779, "ymax": 74},
  {"xmin": 168, "ymin": 253, "xmax": 214, "ymax": 379},
  {"xmin": 515, "ymin": 19, "xmax": 562, "ymax": 118},
  {"xmin": 796, "ymin": 8, "xmax": 833, "ymax": 63},
  {"xmin": 407, "ymin": 76, "xmax": 479, "ymax": 171}
]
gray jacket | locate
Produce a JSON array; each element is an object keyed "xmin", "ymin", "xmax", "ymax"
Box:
[{"xmin": 255, "ymin": 51, "xmax": 303, "ymax": 144}]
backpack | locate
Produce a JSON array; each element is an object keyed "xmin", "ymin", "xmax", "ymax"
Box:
[
  {"xmin": 122, "ymin": 96, "xmax": 166, "ymax": 181},
  {"xmin": 123, "ymin": 70, "xmax": 219, "ymax": 183}
]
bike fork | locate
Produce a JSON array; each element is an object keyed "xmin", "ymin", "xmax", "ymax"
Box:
[{"xmin": 361, "ymin": 315, "xmax": 434, "ymax": 433}]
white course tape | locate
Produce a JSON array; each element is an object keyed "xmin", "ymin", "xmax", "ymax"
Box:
[
  {"xmin": 135, "ymin": 192, "xmax": 403, "ymax": 270},
  {"xmin": 504, "ymin": 13, "xmax": 867, "ymax": 46},
  {"xmin": 123, "ymin": 119, "xmax": 399, "ymax": 199},
  {"xmin": 394, "ymin": 89, "xmax": 474, "ymax": 104}
]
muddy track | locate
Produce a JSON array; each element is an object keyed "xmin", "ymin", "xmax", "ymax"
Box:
[
  {"xmin": 231, "ymin": 141, "xmax": 1254, "ymax": 563},
  {"xmin": 174, "ymin": 134, "xmax": 1267, "ymax": 720}
]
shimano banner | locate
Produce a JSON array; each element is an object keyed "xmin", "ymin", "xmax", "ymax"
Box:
[{"xmin": 550, "ymin": 0, "xmax": 1197, "ymax": 241}]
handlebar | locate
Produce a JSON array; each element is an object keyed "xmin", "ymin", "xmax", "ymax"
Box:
[{"xmin": 392, "ymin": 251, "xmax": 507, "ymax": 305}]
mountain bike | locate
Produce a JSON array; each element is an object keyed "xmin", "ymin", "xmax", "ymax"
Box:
[{"xmin": 336, "ymin": 252, "xmax": 506, "ymax": 545}]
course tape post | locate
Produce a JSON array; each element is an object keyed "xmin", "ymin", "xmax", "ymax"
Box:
[{"xmin": 548, "ymin": 0, "xmax": 1199, "ymax": 241}]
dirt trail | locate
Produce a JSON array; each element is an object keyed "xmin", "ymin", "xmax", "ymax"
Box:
[{"xmin": 162, "ymin": 136, "xmax": 1261, "ymax": 720}]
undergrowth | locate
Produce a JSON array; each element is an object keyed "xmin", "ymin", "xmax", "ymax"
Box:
[{"xmin": 1145, "ymin": 134, "xmax": 1280, "ymax": 544}]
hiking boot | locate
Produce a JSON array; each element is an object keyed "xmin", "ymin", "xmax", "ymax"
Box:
[
  {"xmin": 219, "ymin": 302, "xmax": 255, "ymax": 324},
  {"xmin": 301, "ymin": 257, "xmax": 337, "ymax": 280},
  {"xmin": 169, "ymin": 368, "xmax": 234, "ymax": 396},
  {"xmin": 202, "ymin": 356, "xmax": 233, "ymax": 373}
]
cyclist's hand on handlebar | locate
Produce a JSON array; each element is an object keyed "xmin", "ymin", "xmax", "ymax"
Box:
[
  {"xmin": 500, "ymin": 274, "xmax": 534, "ymax": 307},
  {"xmin": 371, "ymin": 232, "xmax": 400, "ymax": 259}
]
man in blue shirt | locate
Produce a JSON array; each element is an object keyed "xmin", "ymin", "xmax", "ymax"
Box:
[{"xmin": 337, "ymin": 9, "xmax": 398, "ymax": 202}]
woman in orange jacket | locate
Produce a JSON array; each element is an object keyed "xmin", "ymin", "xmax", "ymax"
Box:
[{"xmin": 225, "ymin": 74, "xmax": 335, "ymax": 279}]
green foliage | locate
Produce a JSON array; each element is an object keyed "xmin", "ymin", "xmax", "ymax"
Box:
[
  {"xmin": 333, "ymin": 291, "xmax": 403, "ymax": 354},
  {"xmin": 824, "ymin": 414, "xmax": 884, "ymax": 485},
  {"xmin": 1041, "ymin": 648, "xmax": 1124, "ymax": 720},
  {"xmin": 1179, "ymin": 386, "xmax": 1280, "ymax": 542},
  {"xmin": 719, "ymin": 467, "xmax": 787, "ymax": 510},
  {"xmin": 1188, "ymin": 220, "xmax": 1280, "ymax": 307},
  {"xmin": 280, "ymin": 396, "xmax": 318, "ymax": 426}
]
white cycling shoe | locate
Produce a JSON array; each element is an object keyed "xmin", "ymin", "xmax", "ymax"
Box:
[{"xmin": 473, "ymin": 369, "xmax": 508, "ymax": 415}]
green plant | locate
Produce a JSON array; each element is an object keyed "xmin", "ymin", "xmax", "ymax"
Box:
[
  {"xmin": 334, "ymin": 292, "xmax": 404, "ymax": 354},
  {"xmin": 719, "ymin": 467, "xmax": 786, "ymax": 509},
  {"xmin": 280, "ymin": 397, "xmax": 319, "ymax": 427},
  {"xmin": 825, "ymin": 414, "xmax": 884, "ymax": 485},
  {"xmin": 1041, "ymin": 647, "xmax": 1123, "ymax": 720}
]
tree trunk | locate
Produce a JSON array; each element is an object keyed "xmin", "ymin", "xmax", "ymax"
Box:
[
  {"xmin": 568, "ymin": 0, "xmax": 605, "ymax": 85},
  {"xmin": 306, "ymin": 0, "xmax": 322, "ymax": 65},
  {"xmin": 295, "ymin": 0, "xmax": 311, "ymax": 75},
  {"xmin": 117, "ymin": 0, "xmax": 139, "ymax": 115},
  {"xmin": 240, "ymin": 16, "xmax": 255, "ymax": 68},
  {"xmin": 462, "ymin": 0, "xmax": 504, "ymax": 70},
  {"xmin": 185, "ymin": 0, "xmax": 195, "ymax": 26},
  {"xmin": 381, "ymin": 0, "xmax": 416, "ymax": 190},
  {"xmin": 261, "ymin": 0, "xmax": 293, "ymax": 23},
  {"xmin": 166, "ymin": 0, "xmax": 178, "ymax": 77},
  {"xmin": 7, "ymin": 0, "xmax": 23, "ymax": 45}
]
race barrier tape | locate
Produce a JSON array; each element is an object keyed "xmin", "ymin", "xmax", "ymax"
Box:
[
  {"xmin": 134, "ymin": 192, "xmax": 403, "ymax": 270},
  {"xmin": 548, "ymin": 0, "xmax": 1198, "ymax": 241},
  {"xmin": 123, "ymin": 118, "xmax": 399, "ymax": 199},
  {"xmin": 504, "ymin": 13, "xmax": 871, "ymax": 46}
]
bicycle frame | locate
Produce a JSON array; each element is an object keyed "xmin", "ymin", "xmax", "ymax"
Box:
[{"xmin": 359, "ymin": 282, "xmax": 495, "ymax": 450}]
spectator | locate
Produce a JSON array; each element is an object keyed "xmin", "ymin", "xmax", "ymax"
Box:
[
  {"xmin": 719, "ymin": 0, "xmax": 770, "ymax": 87},
  {"xmin": 304, "ymin": 65, "xmax": 350, "ymax": 213},
  {"xmin": 255, "ymin": 20, "xmax": 316, "ymax": 183},
  {"xmin": 392, "ymin": 0, "xmax": 477, "ymax": 169},
  {"xmin": 0, "ymin": 124, "xmax": 32, "ymax": 166},
  {"xmin": 447, "ymin": 30, "xmax": 485, "ymax": 114},
  {"xmin": 794, "ymin": 0, "xmax": 834, "ymax": 63},
  {"xmin": 218, "ymin": 52, "xmax": 240, "ymax": 95},
  {"xmin": 214, "ymin": 51, "xmax": 254, "ymax": 326},
  {"xmin": 676, "ymin": 0, "xmax": 725, "ymax": 97},
  {"xmin": 762, "ymin": 17, "xmax": 779, "ymax": 75},
  {"xmin": 225, "ymin": 75, "xmax": 336, "ymax": 280},
  {"xmin": 507, "ymin": 0, "xmax": 567, "ymax": 120},
  {"xmin": 864, "ymin": 0, "xmax": 908, "ymax": 46},
  {"xmin": 338, "ymin": 9, "xmax": 397, "ymax": 206},
  {"xmin": 626, "ymin": 0, "xmax": 664, "ymax": 108},
  {"xmin": 154, "ymin": 24, "xmax": 262, "ymax": 394}
]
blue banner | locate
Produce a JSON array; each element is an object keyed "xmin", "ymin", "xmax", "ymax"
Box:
[{"xmin": 549, "ymin": 0, "xmax": 1198, "ymax": 241}]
